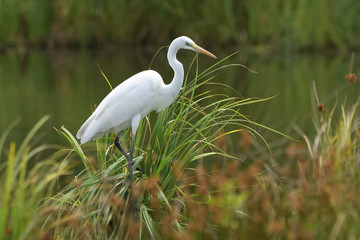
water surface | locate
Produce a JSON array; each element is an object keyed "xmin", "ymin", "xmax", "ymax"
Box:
[{"xmin": 0, "ymin": 48, "xmax": 356, "ymax": 156}]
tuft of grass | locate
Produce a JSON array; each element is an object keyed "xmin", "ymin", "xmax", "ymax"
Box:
[
  {"xmin": 0, "ymin": 116, "xmax": 75, "ymax": 240},
  {"xmin": 232, "ymin": 56, "xmax": 360, "ymax": 239},
  {"xmin": 23, "ymin": 54, "xmax": 283, "ymax": 239},
  {"xmin": 237, "ymin": 98, "xmax": 360, "ymax": 239}
]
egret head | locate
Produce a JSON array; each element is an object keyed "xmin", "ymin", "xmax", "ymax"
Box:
[{"xmin": 172, "ymin": 36, "xmax": 217, "ymax": 59}]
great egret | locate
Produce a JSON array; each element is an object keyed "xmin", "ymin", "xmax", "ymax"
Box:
[{"xmin": 76, "ymin": 36, "xmax": 216, "ymax": 206}]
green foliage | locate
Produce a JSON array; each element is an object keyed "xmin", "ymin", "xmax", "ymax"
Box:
[
  {"xmin": 26, "ymin": 0, "xmax": 53, "ymax": 42},
  {"xmin": 233, "ymin": 62, "xmax": 360, "ymax": 239},
  {"xmin": 246, "ymin": 0, "xmax": 360, "ymax": 50},
  {"xmin": 238, "ymin": 101, "xmax": 360, "ymax": 239},
  {"xmin": 0, "ymin": 116, "xmax": 75, "ymax": 240},
  {"xmin": 0, "ymin": 0, "xmax": 359, "ymax": 49},
  {"xmin": 0, "ymin": 0, "xmax": 19, "ymax": 42}
]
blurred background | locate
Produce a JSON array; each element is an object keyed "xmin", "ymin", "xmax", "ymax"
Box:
[
  {"xmin": 0, "ymin": 0, "xmax": 359, "ymax": 153},
  {"xmin": 1, "ymin": 0, "xmax": 359, "ymax": 49}
]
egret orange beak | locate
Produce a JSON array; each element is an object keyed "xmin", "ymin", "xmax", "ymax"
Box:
[{"xmin": 192, "ymin": 44, "xmax": 217, "ymax": 59}]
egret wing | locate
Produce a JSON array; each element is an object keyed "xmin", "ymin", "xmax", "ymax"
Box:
[{"xmin": 77, "ymin": 70, "xmax": 163, "ymax": 143}]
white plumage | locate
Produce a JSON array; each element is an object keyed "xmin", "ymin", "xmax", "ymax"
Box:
[
  {"xmin": 77, "ymin": 36, "xmax": 216, "ymax": 145},
  {"xmin": 76, "ymin": 37, "xmax": 216, "ymax": 210},
  {"xmin": 76, "ymin": 70, "xmax": 171, "ymax": 143}
]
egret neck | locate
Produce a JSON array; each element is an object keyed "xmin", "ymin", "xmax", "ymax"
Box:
[{"xmin": 166, "ymin": 41, "xmax": 185, "ymax": 99}]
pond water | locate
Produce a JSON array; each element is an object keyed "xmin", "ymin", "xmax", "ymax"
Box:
[{"xmin": 0, "ymin": 48, "xmax": 357, "ymax": 157}]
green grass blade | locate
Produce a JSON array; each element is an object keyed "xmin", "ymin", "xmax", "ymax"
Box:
[
  {"xmin": 0, "ymin": 141, "xmax": 16, "ymax": 238},
  {"xmin": 13, "ymin": 115, "xmax": 50, "ymax": 173},
  {"xmin": 0, "ymin": 119, "xmax": 20, "ymax": 163},
  {"xmin": 98, "ymin": 64, "xmax": 113, "ymax": 90}
]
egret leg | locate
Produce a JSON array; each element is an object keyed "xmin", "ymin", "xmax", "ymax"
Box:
[
  {"xmin": 128, "ymin": 114, "xmax": 141, "ymax": 215},
  {"xmin": 127, "ymin": 133, "xmax": 135, "ymax": 190},
  {"xmin": 114, "ymin": 133, "xmax": 137, "ymax": 214},
  {"xmin": 115, "ymin": 133, "xmax": 135, "ymax": 191},
  {"xmin": 114, "ymin": 135, "xmax": 130, "ymax": 160},
  {"xmin": 128, "ymin": 132, "xmax": 137, "ymax": 213}
]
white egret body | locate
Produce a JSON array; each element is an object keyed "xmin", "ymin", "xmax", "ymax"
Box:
[
  {"xmin": 77, "ymin": 36, "xmax": 216, "ymax": 144},
  {"xmin": 76, "ymin": 36, "xmax": 216, "ymax": 211},
  {"xmin": 76, "ymin": 70, "xmax": 169, "ymax": 143}
]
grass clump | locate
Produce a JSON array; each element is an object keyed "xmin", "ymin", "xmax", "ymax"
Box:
[
  {"xmin": 22, "ymin": 55, "xmax": 280, "ymax": 239},
  {"xmin": 236, "ymin": 101, "xmax": 360, "ymax": 239},
  {"xmin": 232, "ymin": 60, "xmax": 360, "ymax": 239},
  {"xmin": 0, "ymin": 116, "xmax": 75, "ymax": 240}
]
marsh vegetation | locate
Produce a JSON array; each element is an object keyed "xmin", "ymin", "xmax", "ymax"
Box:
[{"xmin": 1, "ymin": 1, "xmax": 360, "ymax": 239}]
